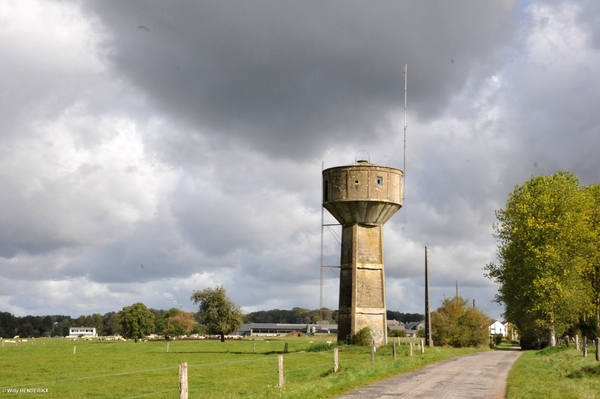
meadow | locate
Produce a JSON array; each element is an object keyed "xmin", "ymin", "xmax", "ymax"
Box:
[
  {"xmin": 506, "ymin": 344, "xmax": 600, "ymax": 399},
  {"xmin": 1, "ymin": 336, "xmax": 484, "ymax": 398}
]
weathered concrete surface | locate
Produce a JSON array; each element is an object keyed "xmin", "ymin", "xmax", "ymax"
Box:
[
  {"xmin": 323, "ymin": 161, "xmax": 403, "ymax": 345},
  {"xmin": 336, "ymin": 349, "xmax": 522, "ymax": 399}
]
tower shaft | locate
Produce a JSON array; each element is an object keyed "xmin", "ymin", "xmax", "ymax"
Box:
[{"xmin": 338, "ymin": 224, "xmax": 387, "ymax": 345}]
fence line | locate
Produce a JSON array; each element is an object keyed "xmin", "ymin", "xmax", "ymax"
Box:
[
  {"xmin": 128, "ymin": 359, "xmax": 337, "ymax": 398},
  {"xmin": 1, "ymin": 346, "xmax": 340, "ymax": 391},
  {"xmin": 4, "ymin": 342, "xmax": 405, "ymax": 398},
  {"xmin": 127, "ymin": 369, "xmax": 283, "ymax": 399},
  {"xmin": 0, "ymin": 365, "xmax": 179, "ymax": 389}
]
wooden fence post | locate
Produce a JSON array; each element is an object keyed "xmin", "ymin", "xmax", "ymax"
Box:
[
  {"xmin": 583, "ymin": 337, "xmax": 587, "ymax": 358},
  {"xmin": 73, "ymin": 346, "xmax": 76, "ymax": 355},
  {"xmin": 278, "ymin": 355, "xmax": 284, "ymax": 388},
  {"xmin": 565, "ymin": 335, "xmax": 569, "ymax": 347},
  {"xmin": 334, "ymin": 347, "xmax": 339, "ymax": 373},
  {"xmin": 410, "ymin": 342, "xmax": 413, "ymax": 357},
  {"xmin": 284, "ymin": 343, "xmax": 289, "ymax": 353},
  {"xmin": 421, "ymin": 339, "xmax": 425, "ymax": 354},
  {"xmin": 393, "ymin": 343, "xmax": 397, "ymax": 360},
  {"xmin": 371, "ymin": 341, "xmax": 375, "ymax": 364},
  {"xmin": 253, "ymin": 341, "xmax": 256, "ymax": 352},
  {"xmin": 596, "ymin": 338, "xmax": 599, "ymax": 362},
  {"xmin": 166, "ymin": 342, "xmax": 170, "ymax": 353},
  {"xmin": 179, "ymin": 362, "xmax": 188, "ymax": 399},
  {"xmin": 575, "ymin": 335, "xmax": 580, "ymax": 351}
]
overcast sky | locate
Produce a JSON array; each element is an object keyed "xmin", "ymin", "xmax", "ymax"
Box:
[{"xmin": 2, "ymin": 0, "xmax": 599, "ymax": 321}]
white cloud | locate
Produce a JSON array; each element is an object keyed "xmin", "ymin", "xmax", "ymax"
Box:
[{"xmin": 1, "ymin": 1, "xmax": 600, "ymax": 324}]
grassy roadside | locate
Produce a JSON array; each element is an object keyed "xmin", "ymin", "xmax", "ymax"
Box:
[
  {"xmin": 0, "ymin": 336, "xmax": 486, "ymax": 398},
  {"xmin": 506, "ymin": 344, "xmax": 600, "ymax": 399}
]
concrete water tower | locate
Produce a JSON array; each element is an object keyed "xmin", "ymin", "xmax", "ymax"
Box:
[{"xmin": 322, "ymin": 157, "xmax": 403, "ymax": 345}]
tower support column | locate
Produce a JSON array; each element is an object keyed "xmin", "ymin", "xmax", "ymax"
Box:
[{"xmin": 338, "ymin": 224, "xmax": 387, "ymax": 346}]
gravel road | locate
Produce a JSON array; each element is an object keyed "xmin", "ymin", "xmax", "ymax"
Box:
[{"xmin": 336, "ymin": 349, "xmax": 522, "ymax": 399}]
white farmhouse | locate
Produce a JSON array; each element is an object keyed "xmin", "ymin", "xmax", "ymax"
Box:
[
  {"xmin": 489, "ymin": 320, "xmax": 506, "ymax": 337},
  {"xmin": 69, "ymin": 327, "xmax": 97, "ymax": 338}
]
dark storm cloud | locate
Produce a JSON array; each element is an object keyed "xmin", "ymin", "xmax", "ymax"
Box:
[
  {"xmin": 7, "ymin": 0, "xmax": 600, "ymax": 320},
  {"xmin": 81, "ymin": 0, "xmax": 517, "ymax": 159}
]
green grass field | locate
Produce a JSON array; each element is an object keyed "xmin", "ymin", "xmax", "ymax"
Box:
[
  {"xmin": 1, "ymin": 336, "xmax": 484, "ymax": 398},
  {"xmin": 506, "ymin": 344, "xmax": 600, "ymax": 399}
]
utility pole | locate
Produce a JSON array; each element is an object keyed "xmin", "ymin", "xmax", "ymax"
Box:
[
  {"xmin": 425, "ymin": 246, "xmax": 432, "ymax": 347},
  {"xmin": 455, "ymin": 280, "xmax": 459, "ymax": 298}
]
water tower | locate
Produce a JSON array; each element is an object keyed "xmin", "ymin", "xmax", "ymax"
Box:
[{"xmin": 322, "ymin": 158, "xmax": 403, "ymax": 345}]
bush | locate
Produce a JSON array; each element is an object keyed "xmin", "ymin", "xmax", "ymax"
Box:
[
  {"xmin": 431, "ymin": 296, "xmax": 491, "ymax": 347},
  {"xmin": 350, "ymin": 327, "xmax": 373, "ymax": 346},
  {"xmin": 389, "ymin": 329, "xmax": 406, "ymax": 338},
  {"xmin": 520, "ymin": 331, "xmax": 548, "ymax": 350},
  {"xmin": 306, "ymin": 342, "xmax": 334, "ymax": 352},
  {"xmin": 494, "ymin": 334, "xmax": 503, "ymax": 346}
]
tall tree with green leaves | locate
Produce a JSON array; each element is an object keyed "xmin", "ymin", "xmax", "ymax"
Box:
[
  {"xmin": 191, "ymin": 285, "xmax": 242, "ymax": 342},
  {"xmin": 120, "ymin": 302, "xmax": 155, "ymax": 342},
  {"xmin": 584, "ymin": 183, "xmax": 600, "ymax": 336},
  {"xmin": 485, "ymin": 171, "xmax": 594, "ymax": 347}
]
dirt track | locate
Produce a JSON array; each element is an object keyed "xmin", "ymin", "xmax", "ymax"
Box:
[{"xmin": 336, "ymin": 349, "xmax": 522, "ymax": 399}]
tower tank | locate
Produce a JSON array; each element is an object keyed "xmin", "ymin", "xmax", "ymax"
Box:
[{"xmin": 322, "ymin": 159, "xmax": 403, "ymax": 345}]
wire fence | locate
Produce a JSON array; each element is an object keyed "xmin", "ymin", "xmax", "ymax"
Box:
[{"xmin": 1, "ymin": 339, "xmax": 429, "ymax": 398}]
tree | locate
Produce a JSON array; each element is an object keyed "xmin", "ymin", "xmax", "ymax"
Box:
[
  {"xmin": 120, "ymin": 303, "xmax": 155, "ymax": 342},
  {"xmin": 584, "ymin": 183, "xmax": 600, "ymax": 337},
  {"xmin": 41, "ymin": 316, "xmax": 53, "ymax": 337},
  {"xmin": 57, "ymin": 319, "xmax": 71, "ymax": 337},
  {"xmin": 90, "ymin": 313, "xmax": 103, "ymax": 336},
  {"xmin": 74, "ymin": 315, "xmax": 86, "ymax": 327},
  {"xmin": 431, "ymin": 296, "xmax": 491, "ymax": 347},
  {"xmin": 485, "ymin": 171, "xmax": 595, "ymax": 347},
  {"xmin": 158, "ymin": 308, "xmax": 199, "ymax": 337},
  {"xmin": 103, "ymin": 312, "xmax": 121, "ymax": 336},
  {"xmin": 190, "ymin": 286, "xmax": 243, "ymax": 342}
]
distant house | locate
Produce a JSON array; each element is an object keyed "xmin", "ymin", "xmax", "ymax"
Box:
[
  {"xmin": 404, "ymin": 321, "xmax": 425, "ymax": 337},
  {"xmin": 69, "ymin": 327, "xmax": 97, "ymax": 338},
  {"xmin": 387, "ymin": 320, "xmax": 406, "ymax": 334},
  {"xmin": 489, "ymin": 321, "xmax": 506, "ymax": 337}
]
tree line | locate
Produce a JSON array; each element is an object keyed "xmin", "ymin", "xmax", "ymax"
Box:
[
  {"xmin": 242, "ymin": 309, "xmax": 423, "ymax": 324},
  {"xmin": 485, "ymin": 171, "xmax": 600, "ymax": 349},
  {"xmin": 0, "ymin": 309, "xmax": 199, "ymax": 339},
  {"xmin": 1, "ymin": 302, "xmax": 422, "ymax": 339}
]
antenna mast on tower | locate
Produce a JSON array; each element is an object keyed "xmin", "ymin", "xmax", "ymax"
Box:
[{"xmin": 403, "ymin": 64, "xmax": 408, "ymax": 202}]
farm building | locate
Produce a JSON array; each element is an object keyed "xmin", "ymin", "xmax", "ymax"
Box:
[
  {"xmin": 238, "ymin": 323, "xmax": 337, "ymax": 337},
  {"xmin": 69, "ymin": 327, "xmax": 97, "ymax": 338}
]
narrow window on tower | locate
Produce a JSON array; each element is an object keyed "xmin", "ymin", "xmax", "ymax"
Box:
[
  {"xmin": 323, "ymin": 180, "xmax": 328, "ymax": 202},
  {"xmin": 377, "ymin": 176, "xmax": 383, "ymax": 186}
]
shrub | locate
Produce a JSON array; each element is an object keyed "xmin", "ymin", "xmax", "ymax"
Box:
[
  {"xmin": 350, "ymin": 327, "xmax": 373, "ymax": 346},
  {"xmin": 431, "ymin": 296, "xmax": 491, "ymax": 347},
  {"xmin": 306, "ymin": 342, "xmax": 334, "ymax": 352},
  {"xmin": 494, "ymin": 334, "xmax": 503, "ymax": 346},
  {"xmin": 389, "ymin": 329, "xmax": 406, "ymax": 338}
]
